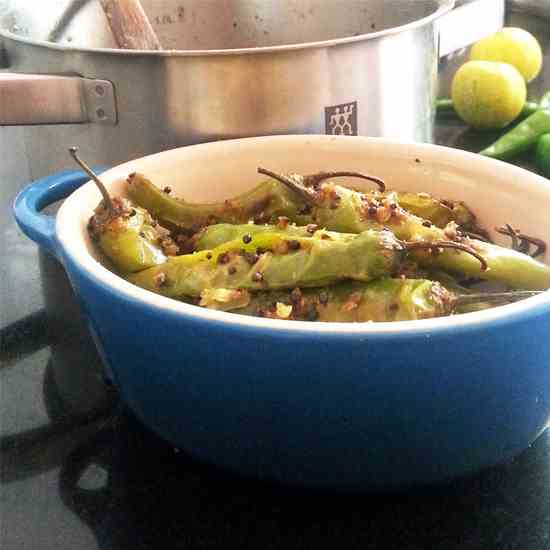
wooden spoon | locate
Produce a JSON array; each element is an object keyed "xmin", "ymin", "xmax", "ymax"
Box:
[{"xmin": 99, "ymin": 0, "xmax": 162, "ymax": 50}]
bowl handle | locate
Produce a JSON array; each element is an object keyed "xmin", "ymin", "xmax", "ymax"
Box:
[{"xmin": 13, "ymin": 168, "xmax": 108, "ymax": 261}]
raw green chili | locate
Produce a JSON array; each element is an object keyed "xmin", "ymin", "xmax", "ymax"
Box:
[
  {"xmin": 436, "ymin": 98, "xmax": 540, "ymax": 121},
  {"xmin": 531, "ymin": 91, "xmax": 550, "ymax": 179},
  {"xmin": 479, "ymin": 109, "xmax": 550, "ymax": 161},
  {"xmin": 535, "ymin": 133, "xmax": 550, "ymax": 177}
]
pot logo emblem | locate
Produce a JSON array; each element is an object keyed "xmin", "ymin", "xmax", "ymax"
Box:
[{"xmin": 325, "ymin": 101, "xmax": 358, "ymax": 136}]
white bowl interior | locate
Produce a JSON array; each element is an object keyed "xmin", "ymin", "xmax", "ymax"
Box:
[{"xmin": 57, "ymin": 135, "xmax": 550, "ymax": 333}]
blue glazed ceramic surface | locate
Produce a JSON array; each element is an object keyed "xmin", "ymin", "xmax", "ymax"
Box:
[{"xmin": 13, "ymin": 136, "xmax": 550, "ymax": 490}]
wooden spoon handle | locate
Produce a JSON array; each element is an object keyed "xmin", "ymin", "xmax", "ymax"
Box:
[{"xmin": 99, "ymin": 0, "xmax": 162, "ymax": 50}]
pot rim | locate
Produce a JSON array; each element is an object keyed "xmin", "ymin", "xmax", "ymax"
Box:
[
  {"xmin": 0, "ymin": 0, "xmax": 454, "ymax": 58},
  {"xmin": 56, "ymin": 134, "xmax": 550, "ymax": 337}
]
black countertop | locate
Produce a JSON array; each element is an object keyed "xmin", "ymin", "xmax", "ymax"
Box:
[{"xmin": 3, "ymin": 9, "xmax": 550, "ymax": 550}]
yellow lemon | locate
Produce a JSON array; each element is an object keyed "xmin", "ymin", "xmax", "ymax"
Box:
[
  {"xmin": 451, "ymin": 60, "xmax": 526, "ymax": 129},
  {"xmin": 470, "ymin": 27, "xmax": 542, "ymax": 82}
]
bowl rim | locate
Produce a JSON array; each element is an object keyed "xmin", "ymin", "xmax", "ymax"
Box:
[{"xmin": 57, "ymin": 134, "xmax": 550, "ymax": 336}]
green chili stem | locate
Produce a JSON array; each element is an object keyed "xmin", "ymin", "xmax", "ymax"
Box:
[
  {"xmin": 257, "ymin": 167, "xmax": 386, "ymax": 200},
  {"xmin": 495, "ymin": 225, "xmax": 547, "ymax": 258},
  {"xmin": 69, "ymin": 147, "xmax": 115, "ymax": 212},
  {"xmin": 300, "ymin": 170, "xmax": 386, "ymax": 192},
  {"xmin": 403, "ymin": 240, "xmax": 489, "ymax": 271},
  {"xmin": 256, "ymin": 167, "xmax": 314, "ymax": 202}
]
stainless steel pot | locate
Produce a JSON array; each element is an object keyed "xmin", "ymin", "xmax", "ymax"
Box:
[{"xmin": 0, "ymin": 0, "xmax": 503, "ymax": 182}]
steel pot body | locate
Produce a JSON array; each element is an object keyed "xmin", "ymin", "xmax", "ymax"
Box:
[
  {"xmin": 0, "ymin": 0, "xmax": 504, "ymax": 182},
  {"xmin": 13, "ymin": 135, "xmax": 550, "ymax": 490}
]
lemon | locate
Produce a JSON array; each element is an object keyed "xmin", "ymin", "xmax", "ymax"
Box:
[
  {"xmin": 451, "ymin": 60, "xmax": 526, "ymax": 129},
  {"xmin": 470, "ymin": 27, "xmax": 542, "ymax": 82}
]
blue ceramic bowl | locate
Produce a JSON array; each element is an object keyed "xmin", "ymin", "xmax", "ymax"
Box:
[{"xmin": 13, "ymin": 136, "xmax": 550, "ymax": 490}]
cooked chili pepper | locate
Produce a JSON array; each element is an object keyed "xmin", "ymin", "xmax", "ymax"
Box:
[
  {"xmin": 257, "ymin": 166, "xmax": 480, "ymax": 239},
  {"xmin": 194, "ymin": 195, "xmax": 476, "ymax": 250},
  {"xmin": 479, "ymin": 109, "xmax": 550, "ymax": 160},
  {"xmin": 88, "ymin": 198, "xmax": 169, "ymax": 273},
  {"xmin": 130, "ymin": 170, "xmax": 479, "ymax": 236},
  {"xmin": 127, "ymin": 229, "xmax": 404, "ymax": 298},
  {"xmin": 126, "ymin": 172, "xmax": 304, "ymax": 228},
  {"xmin": 235, "ymin": 279, "xmax": 453, "ymax": 321},
  {"xmin": 71, "ymin": 147, "xmax": 170, "ymax": 273},
  {"xmin": 259, "ymin": 168, "xmax": 550, "ymax": 290},
  {"xmin": 378, "ymin": 191, "xmax": 477, "ymax": 229},
  {"xmin": 126, "ymin": 171, "xmax": 384, "ymax": 230},
  {"xmin": 128, "ymin": 169, "xmax": 480, "ymax": 236},
  {"xmin": 420, "ymin": 237, "xmax": 550, "ymax": 289},
  {"xmin": 195, "ymin": 222, "xmax": 503, "ymax": 285},
  {"xmin": 127, "ymin": 228, "xmax": 485, "ymax": 299},
  {"xmin": 199, "ymin": 279, "xmax": 542, "ymax": 321},
  {"xmin": 193, "ymin": 222, "xmax": 314, "ymax": 251}
]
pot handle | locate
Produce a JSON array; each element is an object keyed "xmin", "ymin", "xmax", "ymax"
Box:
[
  {"xmin": 0, "ymin": 74, "xmax": 118, "ymax": 126},
  {"xmin": 13, "ymin": 168, "xmax": 108, "ymax": 261},
  {"xmin": 437, "ymin": 0, "xmax": 505, "ymax": 58}
]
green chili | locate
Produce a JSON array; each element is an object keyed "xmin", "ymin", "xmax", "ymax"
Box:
[
  {"xmin": 436, "ymin": 98, "xmax": 540, "ymax": 121},
  {"xmin": 126, "ymin": 171, "xmax": 384, "ymax": 230},
  {"xmin": 126, "ymin": 172, "xmax": 304, "ymax": 228},
  {"xmin": 419, "ymin": 238, "xmax": 550, "ymax": 290},
  {"xmin": 127, "ymin": 229, "xmax": 404, "ymax": 298},
  {"xmin": 535, "ymin": 133, "xmax": 550, "ymax": 177},
  {"xmin": 236, "ymin": 279, "xmax": 453, "ymax": 322},
  {"xmin": 194, "ymin": 222, "xmax": 314, "ymax": 251},
  {"xmin": 479, "ymin": 109, "xmax": 550, "ymax": 161},
  {"xmin": 381, "ymin": 191, "xmax": 476, "ymax": 229},
  {"xmin": 534, "ymin": 92, "xmax": 550, "ymax": 179},
  {"xmin": 196, "ymin": 279, "xmax": 542, "ymax": 321},
  {"xmin": 88, "ymin": 199, "xmax": 168, "ymax": 273},
  {"xmin": 72, "ymin": 146, "xmax": 170, "ymax": 274}
]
